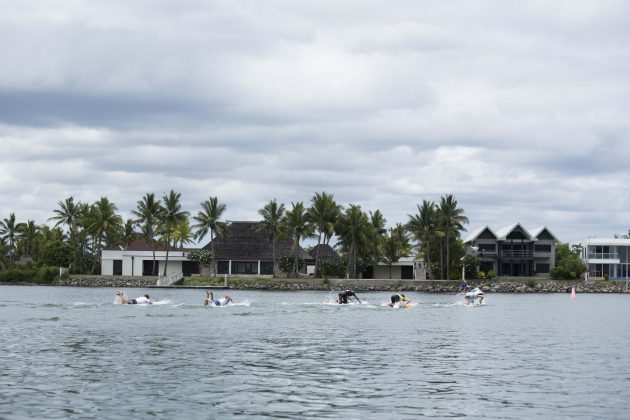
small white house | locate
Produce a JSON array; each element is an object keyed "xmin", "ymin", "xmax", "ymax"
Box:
[
  {"xmin": 373, "ymin": 257, "xmax": 422, "ymax": 280},
  {"xmin": 101, "ymin": 239, "xmax": 197, "ymax": 277}
]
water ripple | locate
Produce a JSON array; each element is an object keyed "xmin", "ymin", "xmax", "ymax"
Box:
[{"xmin": 1, "ymin": 288, "xmax": 630, "ymax": 418}]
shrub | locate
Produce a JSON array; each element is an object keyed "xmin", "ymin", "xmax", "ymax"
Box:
[
  {"xmin": 278, "ymin": 255, "xmax": 305, "ymax": 274},
  {"xmin": 0, "ymin": 265, "xmax": 58, "ymax": 284},
  {"xmin": 477, "ymin": 271, "xmax": 486, "ymax": 279},
  {"xmin": 40, "ymin": 241, "xmax": 73, "ymax": 267},
  {"xmin": 76, "ymin": 255, "xmax": 96, "ymax": 274},
  {"xmin": 487, "ymin": 270, "xmax": 497, "ymax": 279},
  {"xmin": 526, "ymin": 279, "xmax": 537, "ymax": 288},
  {"xmin": 188, "ymin": 250, "xmax": 213, "ymax": 266},
  {"xmin": 550, "ymin": 243, "xmax": 587, "ymax": 280},
  {"xmin": 318, "ymin": 260, "xmax": 345, "ymax": 278}
]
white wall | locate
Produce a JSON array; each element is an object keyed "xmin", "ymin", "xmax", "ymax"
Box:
[
  {"xmin": 374, "ymin": 265, "xmax": 402, "ymax": 279},
  {"xmin": 101, "ymin": 250, "xmax": 187, "ymax": 276}
]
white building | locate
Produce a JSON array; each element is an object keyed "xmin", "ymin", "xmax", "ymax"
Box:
[
  {"xmin": 579, "ymin": 238, "xmax": 630, "ymax": 280},
  {"xmin": 101, "ymin": 239, "xmax": 196, "ymax": 277},
  {"xmin": 372, "ymin": 257, "xmax": 424, "ymax": 280}
]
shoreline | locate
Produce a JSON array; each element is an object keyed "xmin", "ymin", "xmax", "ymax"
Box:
[{"xmin": 2, "ymin": 276, "xmax": 629, "ymax": 293}]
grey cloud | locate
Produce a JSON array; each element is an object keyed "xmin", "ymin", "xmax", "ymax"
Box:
[
  {"xmin": 0, "ymin": 89, "xmax": 214, "ymax": 129},
  {"xmin": 1, "ymin": 0, "xmax": 629, "ymax": 243}
]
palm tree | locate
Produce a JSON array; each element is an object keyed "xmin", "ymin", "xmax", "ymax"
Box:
[
  {"xmin": 308, "ymin": 192, "xmax": 342, "ymax": 277},
  {"xmin": 192, "ymin": 196, "xmax": 227, "ymax": 276},
  {"xmin": 49, "ymin": 197, "xmax": 81, "ymax": 270},
  {"xmin": 16, "ymin": 220, "xmax": 41, "ymax": 258},
  {"xmin": 84, "ymin": 197, "xmax": 123, "ymax": 273},
  {"xmin": 256, "ymin": 199, "xmax": 286, "ymax": 277},
  {"xmin": 131, "ymin": 193, "xmax": 162, "ymax": 275},
  {"xmin": 407, "ymin": 200, "xmax": 437, "ymax": 279},
  {"xmin": 75, "ymin": 202, "xmax": 92, "ymax": 272},
  {"xmin": 0, "ymin": 213, "xmax": 19, "ymax": 263},
  {"xmin": 335, "ymin": 205, "xmax": 369, "ymax": 279},
  {"xmin": 283, "ymin": 202, "xmax": 313, "ymax": 276},
  {"xmin": 382, "ymin": 223, "xmax": 411, "ymax": 279},
  {"xmin": 368, "ymin": 209, "xmax": 387, "ymax": 278},
  {"xmin": 438, "ymin": 194, "xmax": 469, "ymax": 280},
  {"xmin": 160, "ymin": 190, "xmax": 189, "ymax": 276},
  {"xmin": 120, "ymin": 219, "xmax": 138, "ymax": 248},
  {"xmin": 172, "ymin": 219, "xmax": 194, "ymax": 248},
  {"xmin": 39, "ymin": 225, "xmax": 65, "ymax": 245}
]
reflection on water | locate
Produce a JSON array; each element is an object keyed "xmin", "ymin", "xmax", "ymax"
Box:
[{"xmin": 1, "ymin": 286, "xmax": 629, "ymax": 418}]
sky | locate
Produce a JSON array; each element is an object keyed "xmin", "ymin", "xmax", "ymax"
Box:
[{"xmin": 1, "ymin": 0, "xmax": 629, "ymax": 245}]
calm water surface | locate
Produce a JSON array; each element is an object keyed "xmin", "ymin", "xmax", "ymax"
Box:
[{"xmin": 1, "ymin": 286, "xmax": 629, "ymax": 419}]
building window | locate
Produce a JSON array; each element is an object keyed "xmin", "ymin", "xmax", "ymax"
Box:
[
  {"xmin": 113, "ymin": 260, "xmax": 123, "ymax": 275},
  {"xmin": 182, "ymin": 261, "xmax": 200, "ymax": 277},
  {"xmin": 536, "ymin": 263, "xmax": 550, "ymax": 273},
  {"xmin": 260, "ymin": 261, "xmax": 274, "ymax": 275},
  {"xmin": 231, "ymin": 261, "xmax": 258, "ymax": 274},
  {"xmin": 217, "ymin": 261, "xmax": 229, "ymax": 274},
  {"xmin": 535, "ymin": 244, "xmax": 551, "ymax": 252},
  {"xmin": 478, "ymin": 243, "xmax": 496, "ymax": 252},
  {"xmin": 143, "ymin": 260, "xmax": 159, "ymax": 276},
  {"xmin": 480, "ymin": 261, "xmax": 494, "ymax": 273}
]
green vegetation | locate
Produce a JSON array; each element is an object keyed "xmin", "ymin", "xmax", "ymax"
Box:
[
  {"xmin": 550, "ymin": 243, "xmax": 587, "ymax": 280},
  {"xmin": 39, "ymin": 241, "xmax": 73, "ymax": 267},
  {"xmin": 279, "ymin": 255, "xmax": 305, "ymax": 274},
  {"xmin": 461, "ymin": 254, "xmax": 480, "ymax": 279},
  {"xmin": 0, "ymin": 265, "xmax": 58, "ymax": 284},
  {"xmin": 192, "ymin": 196, "xmax": 228, "ymax": 276},
  {"xmin": 0, "ymin": 188, "xmax": 473, "ymax": 281},
  {"xmin": 180, "ymin": 276, "xmax": 225, "ymax": 287},
  {"xmin": 256, "ymin": 199, "xmax": 286, "ymax": 278},
  {"xmin": 187, "ymin": 250, "xmax": 213, "ymax": 266},
  {"xmin": 318, "ymin": 260, "xmax": 345, "ymax": 278},
  {"xmin": 407, "ymin": 196, "xmax": 468, "ymax": 280}
]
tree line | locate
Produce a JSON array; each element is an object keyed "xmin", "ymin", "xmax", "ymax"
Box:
[{"xmin": 0, "ymin": 191, "xmax": 471, "ymax": 279}]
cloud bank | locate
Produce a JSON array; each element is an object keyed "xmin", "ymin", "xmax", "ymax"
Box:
[{"xmin": 1, "ymin": 0, "xmax": 629, "ymax": 243}]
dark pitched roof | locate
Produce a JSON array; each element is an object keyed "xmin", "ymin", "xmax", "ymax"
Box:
[
  {"xmin": 203, "ymin": 221, "xmax": 313, "ymax": 261},
  {"xmin": 309, "ymin": 244, "xmax": 341, "ymax": 263}
]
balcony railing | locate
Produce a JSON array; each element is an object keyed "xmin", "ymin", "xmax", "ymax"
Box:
[
  {"xmin": 588, "ymin": 252, "xmax": 619, "ymax": 260},
  {"xmin": 501, "ymin": 250, "xmax": 533, "ymax": 258}
]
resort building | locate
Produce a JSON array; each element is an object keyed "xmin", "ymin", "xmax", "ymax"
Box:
[
  {"xmin": 464, "ymin": 223, "xmax": 558, "ymax": 277},
  {"xmin": 578, "ymin": 238, "xmax": 630, "ymax": 280},
  {"xmin": 101, "ymin": 221, "xmax": 424, "ymax": 280},
  {"xmin": 203, "ymin": 221, "xmax": 313, "ymax": 275},
  {"xmin": 102, "ymin": 221, "xmax": 313, "ymax": 278}
]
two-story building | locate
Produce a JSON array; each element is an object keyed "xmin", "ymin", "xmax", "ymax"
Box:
[
  {"xmin": 464, "ymin": 223, "xmax": 558, "ymax": 277},
  {"xmin": 578, "ymin": 237, "xmax": 630, "ymax": 280}
]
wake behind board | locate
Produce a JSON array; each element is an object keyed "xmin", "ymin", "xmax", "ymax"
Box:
[{"xmin": 391, "ymin": 302, "xmax": 416, "ymax": 309}]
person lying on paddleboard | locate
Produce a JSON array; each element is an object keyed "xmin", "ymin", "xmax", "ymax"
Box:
[
  {"xmin": 388, "ymin": 293, "xmax": 410, "ymax": 307},
  {"xmin": 203, "ymin": 291, "xmax": 234, "ymax": 307},
  {"xmin": 336, "ymin": 289, "xmax": 361, "ymax": 304},
  {"xmin": 115, "ymin": 291, "xmax": 155, "ymax": 304}
]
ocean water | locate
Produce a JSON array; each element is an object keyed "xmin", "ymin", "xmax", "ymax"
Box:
[{"xmin": 1, "ymin": 286, "xmax": 629, "ymax": 419}]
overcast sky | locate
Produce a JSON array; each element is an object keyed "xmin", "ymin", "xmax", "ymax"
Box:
[{"xmin": 1, "ymin": 0, "xmax": 629, "ymax": 244}]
